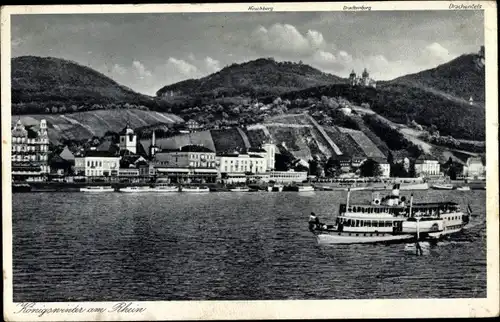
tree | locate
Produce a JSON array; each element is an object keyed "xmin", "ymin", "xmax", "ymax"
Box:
[
  {"xmin": 308, "ymin": 158, "xmax": 320, "ymax": 176},
  {"xmin": 359, "ymin": 159, "xmax": 382, "ymax": 177},
  {"xmin": 324, "ymin": 157, "xmax": 341, "ymax": 177},
  {"xmin": 390, "ymin": 163, "xmax": 408, "ymax": 178},
  {"xmin": 387, "ymin": 151, "xmax": 394, "ymax": 165}
]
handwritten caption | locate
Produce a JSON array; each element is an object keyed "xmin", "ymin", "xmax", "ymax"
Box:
[
  {"xmin": 15, "ymin": 302, "xmax": 146, "ymax": 317},
  {"xmin": 248, "ymin": 6, "xmax": 274, "ymax": 12},
  {"xmin": 449, "ymin": 3, "xmax": 482, "ymax": 10}
]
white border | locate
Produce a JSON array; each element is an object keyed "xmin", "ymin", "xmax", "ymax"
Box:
[{"xmin": 2, "ymin": 2, "xmax": 499, "ymax": 320}]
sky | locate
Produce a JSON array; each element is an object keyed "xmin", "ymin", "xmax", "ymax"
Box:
[{"xmin": 11, "ymin": 11, "xmax": 484, "ymax": 96}]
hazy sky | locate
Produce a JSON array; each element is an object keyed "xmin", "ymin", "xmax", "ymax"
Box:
[{"xmin": 12, "ymin": 11, "xmax": 484, "ymax": 95}]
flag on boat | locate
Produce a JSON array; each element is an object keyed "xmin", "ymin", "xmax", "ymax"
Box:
[{"xmin": 467, "ymin": 204, "xmax": 473, "ymax": 215}]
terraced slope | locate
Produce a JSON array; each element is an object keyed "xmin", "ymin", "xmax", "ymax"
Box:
[{"xmin": 13, "ymin": 109, "xmax": 184, "ymax": 143}]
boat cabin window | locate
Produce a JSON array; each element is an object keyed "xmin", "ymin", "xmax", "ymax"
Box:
[{"xmin": 372, "ymin": 220, "xmax": 378, "ymax": 227}]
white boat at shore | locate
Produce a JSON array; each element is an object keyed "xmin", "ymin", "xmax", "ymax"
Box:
[
  {"xmin": 80, "ymin": 186, "xmax": 115, "ymax": 192},
  {"xmin": 297, "ymin": 185, "xmax": 315, "ymax": 192},
  {"xmin": 456, "ymin": 186, "xmax": 471, "ymax": 191},
  {"xmin": 181, "ymin": 186, "xmax": 210, "ymax": 193},
  {"xmin": 432, "ymin": 183, "xmax": 454, "ymax": 190},
  {"xmin": 119, "ymin": 186, "xmax": 152, "ymax": 193},
  {"xmin": 150, "ymin": 184, "xmax": 179, "ymax": 192},
  {"xmin": 309, "ymin": 184, "xmax": 471, "ymax": 245},
  {"xmin": 229, "ymin": 187, "xmax": 250, "ymax": 192},
  {"xmin": 267, "ymin": 184, "xmax": 284, "ymax": 192}
]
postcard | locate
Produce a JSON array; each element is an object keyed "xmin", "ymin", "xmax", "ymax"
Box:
[{"xmin": 2, "ymin": 2, "xmax": 498, "ymax": 320}]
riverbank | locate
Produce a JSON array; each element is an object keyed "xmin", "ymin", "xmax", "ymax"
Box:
[{"xmin": 12, "ymin": 180, "xmax": 485, "ymax": 193}]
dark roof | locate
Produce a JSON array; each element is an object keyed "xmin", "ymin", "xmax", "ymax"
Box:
[
  {"xmin": 247, "ymin": 147, "xmax": 267, "ymax": 153},
  {"xmin": 216, "ymin": 152, "xmax": 263, "ymax": 158},
  {"xmin": 82, "ymin": 150, "xmax": 119, "ymax": 158},
  {"xmin": 160, "ymin": 145, "xmax": 214, "ymax": 153}
]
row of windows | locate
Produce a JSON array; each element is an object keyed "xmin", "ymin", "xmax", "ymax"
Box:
[
  {"xmin": 11, "ymin": 155, "xmax": 47, "ymax": 161},
  {"xmin": 12, "ymin": 145, "xmax": 48, "ymax": 152},
  {"xmin": 337, "ymin": 232, "xmax": 386, "ymax": 237},
  {"xmin": 270, "ymin": 173, "xmax": 307, "ymax": 178},
  {"xmin": 12, "ymin": 137, "xmax": 49, "ymax": 144},
  {"xmin": 221, "ymin": 165, "xmax": 264, "ymax": 173},
  {"xmin": 85, "ymin": 161, "xmax": 117, "ymax": 168},
  {"xmin": 190, "ymin": 154, "xmax": 215, "ymax": 160},
  {"xmin": 189, "ymin": 161, "xmax": 216, "ymax": 168},
  {"xmin": 337, "ymin": 218, "xmax": 398, "ymax": 228}
]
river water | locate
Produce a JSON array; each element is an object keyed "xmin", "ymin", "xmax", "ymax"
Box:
[{"xmin": 12, "ymin": 190, "xmax": 486, "ymax": 301}]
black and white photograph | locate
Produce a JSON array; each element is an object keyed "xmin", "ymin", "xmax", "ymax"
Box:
[{"xmin": 2, "ymin": 2, "xmax": 498, "ymax": 320}]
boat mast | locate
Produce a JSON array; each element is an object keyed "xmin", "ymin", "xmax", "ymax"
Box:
[
  {"xmin": 409, "ymin": 193, "xmax": 414, "ymax": 217},
  {"xmin": 346, "ymin": 188, "xmax": 351, "ymax": 210}
]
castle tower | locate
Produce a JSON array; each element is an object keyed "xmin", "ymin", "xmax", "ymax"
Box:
[
  {"xmin": 119, "ymin": 123, "xmax": 137, "ymax": 154},
  {"xmin": 349, "ymin": 70, "xmax": 357, "ymax": 86},
  {"xmin": 362, "ymin": 68, "xmax": 370, "ymax": 86},
  {"xmin": 149, "ymin": 130, "xmax": 160, "ymax": 158}
]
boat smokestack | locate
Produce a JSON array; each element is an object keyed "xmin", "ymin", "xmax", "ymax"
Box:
[{"xmin": 392, "ymin": 184, "xmax": 400, "ymax": 197}]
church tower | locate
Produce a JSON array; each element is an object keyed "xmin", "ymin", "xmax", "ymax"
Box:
[
  {"xmin": 149, "ymin": 130, "xmax": 160, "ymax": 158},
  {"xmin": 119, "ymin": 123, "xmax": 137, "ymax": 154}
]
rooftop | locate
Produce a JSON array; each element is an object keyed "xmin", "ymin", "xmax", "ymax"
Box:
[
  {"xmin": 81, "ymin": 150, "xmax": 119, "ymax": 158},
  {"xmin": 159, "ymin": 144, "xmax": 214, "ymax": 153}
]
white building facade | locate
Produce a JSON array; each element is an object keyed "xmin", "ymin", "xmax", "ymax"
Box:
[
  {"xmin": 74, "ymin": 151, "xmax": 120, "ymax": 177},
  {"xmin": 414, "ymin": 159, "xmax": 441, "ymax": 177},
  {"xmin": 462, "ymin": 157, "xmax": 485, "ymax": 178},
  {"xmin": 11, "ymin": 119, "xmax": 50, "ymax": 181}
]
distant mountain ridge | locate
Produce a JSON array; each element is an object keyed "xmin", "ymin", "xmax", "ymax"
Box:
[
  {"xmin": 388, "ymin": 53, "xmax": 485, "ymax": 104},
  {"xmin": 12, "ymin": 56, "xmax": 155, "ymax": 114},
  {"xmin": 156, "ymin": 58, "xmax": 345, "ymax": 99}
]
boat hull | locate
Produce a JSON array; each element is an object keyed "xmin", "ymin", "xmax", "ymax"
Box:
[
  {"xmin": 150, "ymin": 187, "xmax": 179, "ymax": 192},
  {"xmin": 229, "ymin": 188, "xmax": 250, "ymax": 192},
  {"xmin": 316, "ymin": 232, "xmax": 415, "ymax": 245},
  {"xmin": 297, "ymin": 186, "xmax": 315, "ymax": 192},
  {"xmin": 432, "ymin": 184, "xmax": 454, "ymax": 190},
  {"xmin": 119, "ymin": 187, "xmax": 152, "ymax": 193},
  {"xmin": 80, "ymin": 187, "xmax": 114, "ymax": 192},
  {"xmin": 182, "ymin": 188, "xmax": 209, "ymax": 193}
]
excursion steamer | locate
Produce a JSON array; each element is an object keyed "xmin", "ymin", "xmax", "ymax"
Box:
[{"xmin": 308, "ymin": 184, "xmax": 471, "ymax": 245}]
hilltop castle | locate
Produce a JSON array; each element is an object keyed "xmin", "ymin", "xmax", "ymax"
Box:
[{"xmin": 349, "ymin": 68, "xmax": 377, "ymax": 88}]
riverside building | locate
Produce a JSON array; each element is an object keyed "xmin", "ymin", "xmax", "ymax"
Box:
[
  {"xmin": 152, "ymin": 145, "xmax": 218, "ymax": 183},
  {"xmin": 414, "ymin": 158, "xmax": 441, "ymax": 178},
  {"xmin": 74, "ymin": 150, "xmax": 120, "ymax": 178},
  {"xmin": 11, "ymin": 119, "xmax": 50, "ymax": 182}
]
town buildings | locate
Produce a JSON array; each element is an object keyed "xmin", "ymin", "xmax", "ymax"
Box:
[
  {"xmin": 372, "ymin": 157, "xmax": 391, "ymax": 178},
  {"xmin": 74, "ymin": 150, "xmax": 121, "ymax": 177},
  {"xmin": 217, "ymin": 151, "xmax": 267, "ymax": 183},
  {"xmin": 11, "ymin": 119, "xmax": 50, "ymax": 182},
  {"xmin": 462, "ymin": 157, "xmax": 485, "ymax": 179},
  {"xmin": 152, "ymin": 145, "xmax": 218, "ymax": 183},
  {"xmin": 414, "ymin": 158, "xmax": 441, "ymax": 177}
]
